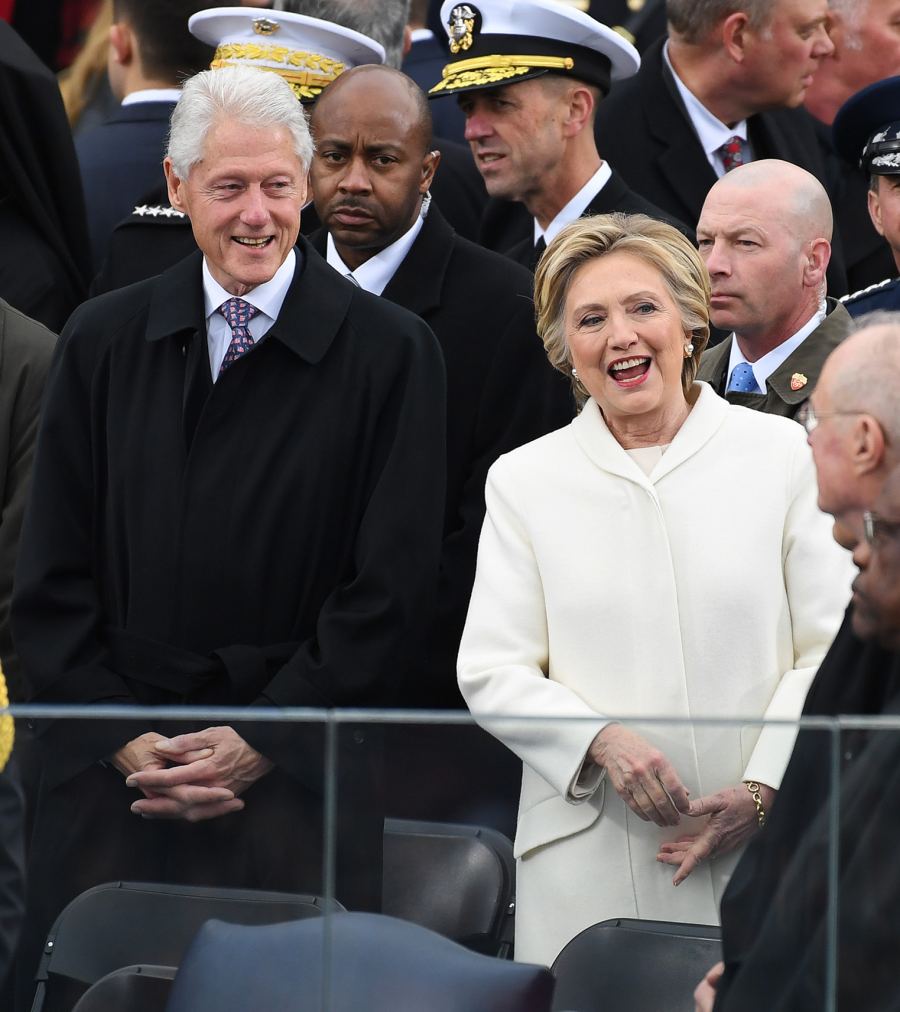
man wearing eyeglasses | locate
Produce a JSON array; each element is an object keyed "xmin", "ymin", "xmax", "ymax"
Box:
[
  {"xmin": 696, "ymin": 314, "xmax": 900, "ymax": 1010},
  {"xmin": 696, "ymin": 159, "xmax": 853, "ymax": 421}
]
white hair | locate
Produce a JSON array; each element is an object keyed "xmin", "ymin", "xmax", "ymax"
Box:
[{"xmin": 167, "ymin": 66, "xmax": 315, "ymax": 180}]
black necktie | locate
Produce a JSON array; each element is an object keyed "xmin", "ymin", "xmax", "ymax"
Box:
[{"xmin": 531, "ymin": 236, "xmax": 547, "ymax": 272}]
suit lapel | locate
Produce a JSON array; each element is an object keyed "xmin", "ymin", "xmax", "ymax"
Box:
[{"xmin": 381, "ymin": 207, "xmax": 453, "ymax": 316}]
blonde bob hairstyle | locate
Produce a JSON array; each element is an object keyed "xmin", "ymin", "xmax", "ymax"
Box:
[{"xmin": 534, "ymin": 213, "xmax": 711, "ymax": 407}]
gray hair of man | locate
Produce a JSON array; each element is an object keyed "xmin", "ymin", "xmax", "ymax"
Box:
[
  {"xmin": 827, "ymin": 0, "xmax": 870, "ymax": 48},
  {"xmin": 274, "ymin": 0, "xmax": 410, "ymax": 69},
  {"xmin": 830, "ymin": 310, "xmax": 900, "ymax": 453},
  {"xmin": 167, "ymin": 65, "xmax": 315, "ymax": 181},
  {"xmin": 666, "ymin": 0, "xmax": 775, "ymax": 44}
]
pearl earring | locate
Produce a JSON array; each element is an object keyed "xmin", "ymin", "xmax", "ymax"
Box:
[
  {"xmin": 572, "ymin": 367, "xmax": 579, "ymax": 378},
  {"xmin": 685, "ymin": 343, "xmax": 695, "ymax": 358}
]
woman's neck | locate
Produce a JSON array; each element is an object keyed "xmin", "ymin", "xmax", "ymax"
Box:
[{"xmin": 603, "ymin": 394, "xmax": 694, "ymax": 450}]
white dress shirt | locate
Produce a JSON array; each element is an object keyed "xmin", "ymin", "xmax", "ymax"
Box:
[
  {"xmin": 202, "ymin": 249, "xmax": 296, "ymax": 379},
  {"xmin": 121, "ymin": 88, "xmax": 182, "ymax": 107},
  {"xmin": 325, "ymin": 209, "xmax": 425, "ymax": 295},
  {"xmin": 726, "ymin": 299, "xmax": 828, "ymax": 392},
  {"xmin": 663, "ymin": 43, "xmax": 750, "ymax": 177},
  {"xmin": 535, "ymin": 162, "xmax": 613, "ymax": 247}
]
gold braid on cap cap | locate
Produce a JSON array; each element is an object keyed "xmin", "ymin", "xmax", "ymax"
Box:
[
  {"xmin": 430, "ymin": 53, "xmax": 574, "ymax": 94},
  {"xmin": 211, "ymin": 43, "xmax": 346, "ymax": 101},
  {"xmin": 0, "ymin": 662, "xmax": 13, "ymax": 773}
]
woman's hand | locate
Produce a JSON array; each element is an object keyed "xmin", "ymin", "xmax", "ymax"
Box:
[
  {"xmin": 657, "ymin": 782, "xmax": 776, "ymax": 885},
  {"xmin": 588, "ymin": 724, "xmax": 691, "ymax": 827}
]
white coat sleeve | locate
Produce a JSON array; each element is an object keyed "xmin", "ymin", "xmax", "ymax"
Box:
[
  {"xmin": 742, "ymin": 437, "xmax": 854, "ymax": 789},
  {"xmin": 457, "ymin": 457, "xmax": 607, "ymax": 802}
]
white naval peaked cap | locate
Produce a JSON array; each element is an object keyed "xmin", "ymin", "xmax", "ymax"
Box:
[
  {"xmin": 430, "ymin": 0, "xmax": 639, "ymax": 98},
  {"xmin": 189, "ymin": 6, "xmax": 385, "ymax": 104}
]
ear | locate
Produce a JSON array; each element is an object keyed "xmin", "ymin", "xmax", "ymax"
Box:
[
  {"xmin": 561, "ymin": 84, "xmax": 595, "ymax": 139},
  {"xmin": 851, "ymin": 415, "xmax": 887, "ymax": 477},
  {"xmin": 868, "ymin": 183, "xmax": 886, "ymax": 237},
  {"xmin": 420, "ymin": 149, "xmax": 440, "ymax": 193},
  {"xmin": 108, "ymin": 22, "xmax": 133, "ymax": 66},
  {"xmin": 802, "ymin": 237, "xmax": 831, "ymax": 287},
  {"xmin": 163, "ymin": 157, "xmax": 187, "ymax": 213},
  {"xmin": 402, "ymin": 24, "xmax": 413, "ymax": 59},
  {"xmin": 721, "ymin": 12, "xmax": 751, "ymax": 63}
]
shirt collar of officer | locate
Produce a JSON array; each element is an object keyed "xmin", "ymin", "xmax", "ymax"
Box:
[
  {"xmin": 726, "ymin": 298, "xmax": 827, "ymax": 391},
  {"xmin": 535, "ymin": 161, "xmax": 613, "ymax": 247},
  {"xmin": 121, "ymin": 88, "xmax": 182, "ymax": 107},
  {"xmin": 202, "ymin": 247, "xmax": 296, "ymax": 326},
  {"xmin": 326, "ymin": 202, "xmax": 427, "ymax": 295},
  {"xmin": 663, "ymin": 41, "xmax": 748, "ymax": 175}
]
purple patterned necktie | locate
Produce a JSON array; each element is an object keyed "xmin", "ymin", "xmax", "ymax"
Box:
[
  {"xmin": 719, "ymin": 136, "xmax": 745, "ymax": 173},
  {"xmin": 217, "ymin": 297, "xmax": 259, "ymax": 376}
]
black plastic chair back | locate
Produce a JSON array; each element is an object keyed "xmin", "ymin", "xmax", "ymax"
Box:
[
  {"xmin": 551, "ymin": 917, "xmax": 722, "ymax": 1012},
  {"xmin": 70, "ymin": 965, "xmax": 176, "ymax": 1012}
]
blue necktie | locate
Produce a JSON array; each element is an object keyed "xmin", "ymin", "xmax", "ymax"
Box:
[
  {"xmin": 727, "ymin": 361, "xmax": 761, "ymax": 394},
  {"xmin": 217, "ymin": 298, "xmax": 259, "ymax": 377}
]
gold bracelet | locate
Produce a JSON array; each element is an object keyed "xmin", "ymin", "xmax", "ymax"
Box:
[{"xmin": 744, "ymin": 781, "xmax": 767, "ymax": 828}]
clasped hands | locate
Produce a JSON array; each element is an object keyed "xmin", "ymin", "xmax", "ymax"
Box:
[
  {"xmin": 111, "ymin": 726, "xmax": 273, "ymax": 822},
  {"xmin": 589, "ymin": 724, "xmax": 774, "ymax": 885}
]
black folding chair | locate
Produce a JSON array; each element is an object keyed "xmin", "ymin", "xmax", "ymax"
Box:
[
  {"xmin": 29, "ymin": 880, "xmax": 338, "ymax": 1012},
  {"xmin": 383, "ymin": 818, "xmax": 516, "ymax": 957},
  {"xmin": 70, "ymin": 965, "xmax": 176, "ymax": 1012},
  {"xmin": 551, "ymin": 917, "xmax": 722, "ymax": 1012}
]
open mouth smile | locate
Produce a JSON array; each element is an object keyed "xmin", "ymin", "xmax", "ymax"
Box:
[
  {"xmin": 233, "ymin": 236, "xmax": 273, "ymax": 248},
  {"xmin": 608, "ymin": 356, "xmax": 651, "ymax": 386}
]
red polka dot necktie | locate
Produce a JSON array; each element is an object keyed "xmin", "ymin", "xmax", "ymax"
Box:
[
  {"xmin": 719, "ymin": 136, "xmax": 745, "ymax": 173},
  {"xmin": 217, "ymin": 297, "xmax": 259, "ymax": 377}
]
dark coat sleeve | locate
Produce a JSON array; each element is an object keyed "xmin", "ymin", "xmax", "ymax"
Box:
[{"xmin": 0, "ymin": 300, "xmax": 56, "ymax": 701}]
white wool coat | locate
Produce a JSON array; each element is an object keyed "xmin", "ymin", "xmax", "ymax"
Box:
[{"xmin": 457, "ymin": 384, "xmax": 853, "ymax": 967}]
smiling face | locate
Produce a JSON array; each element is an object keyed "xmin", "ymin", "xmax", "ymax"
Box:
[
  {"xmin": 310, "ymin": 70, "xmax": 438, "ymax": 271},
  {"xmin": 164, "ymin": 117, "xmax": 307, "ymax": 297},
  {"xmin": 458, "ymin": 78, "xmax": 567, "ymax": 206},
  {"xmin": 564, "ymin": 251, "xmax": 691, "ymax": 434},
  {"xmin": 739, "ymin": 0, "xmax": 834, "ymax": 109}
]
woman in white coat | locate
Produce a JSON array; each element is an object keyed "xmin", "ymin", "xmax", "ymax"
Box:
[{"xmin": 457, "ymin": 214, "xmax": 852, "ymax": 967}]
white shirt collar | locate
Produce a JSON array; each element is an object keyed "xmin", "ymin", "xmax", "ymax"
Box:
[
  {"xmin": 325, "ymin": 210, "xmax": 425, "ymax": 296},
  {"xmin": 663, "ymin": 42, "xmax": 748, "ymax": 177},
  {"xmin": 121, "ymin": 88, "xmax": 182, "ymax": 107},
  {"xmin": 202, "ymin": 248, "xmax": 296, "ymax": 324},
  {"xmin": 410, "ymin": 28, "xmax": 434, "ymax": 43},
  {"xmin": 535, "ymin": 162, "xmax": 613, "ymax": 247},
  {"xmin": 726, "ymin": 299, "xmax": 828, "ymax": 390}
]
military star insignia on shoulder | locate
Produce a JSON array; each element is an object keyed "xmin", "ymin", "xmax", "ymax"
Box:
[{"xmin": 131, "ymin": 204, "xmax": 186, "ymax": 219}]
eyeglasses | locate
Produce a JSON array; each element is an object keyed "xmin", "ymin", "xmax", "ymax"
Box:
[
  {"xmin": 862, "ymin": 510, "xmax": 900, "ymax": 546},
  {"xmin": 797, "ymin": 401, "xmax": 865, "ymax": 434}
]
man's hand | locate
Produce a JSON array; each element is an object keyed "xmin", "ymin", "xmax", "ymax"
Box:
[
  {"xmin": 694, "ymin": 961, "xmax": 724, "ymax": 1012},
  {"xmin": 588, "ymin": 725, "xmax": 691, "ymax": 827},
  {"xmin": 111, "ymin": 731, "xmax": 172, "ymax": 780},
  {"xmin": 125, "ymin": 726, "xmax": 273, "ymax": 821},
  {"xmin": 657, "ymin": 783, "xmax": 776, "ymax": 885}
]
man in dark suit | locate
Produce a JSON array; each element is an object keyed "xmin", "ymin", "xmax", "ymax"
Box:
[
  {"xmin": 694, "ymin": 318, "xmax": 900, "ymax": 1011},
  {"xmin": 12, "ymin": 64, "xmax": 446, "ymax": 1011},
  {"xmin": 696, "ymin": 159, "xmax": 852, "ymax": 418},
  {"xmin": 74, "ymin": 0, "xmax": 219, "ymax": 271},
  {"xmin": 307, "ymin": 63, "xmax": 572, "ymax": 830},
  {"xmin": 595, "ymin": 0, "xmax": 848, "ymax": 294},
  {"xmin": 428, "ymin": 0, "xmax": 685, "ymax": 270}
]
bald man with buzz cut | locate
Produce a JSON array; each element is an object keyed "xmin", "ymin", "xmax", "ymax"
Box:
[{"xmin": 696, "ymin": 159, "xmax": 853, "ymax": 419}]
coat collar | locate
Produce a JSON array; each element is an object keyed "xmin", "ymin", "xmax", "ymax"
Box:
[
  {"xmin": 145, "ymin": 237, "xmax": 353, "ymax": 365},
  {"xmin": 308, "ymin": 205, "xmax": 455, "ymax": 317},
  {"xmin": 572, "ymin": 381, "xmax": 730, "ymax": 487}
]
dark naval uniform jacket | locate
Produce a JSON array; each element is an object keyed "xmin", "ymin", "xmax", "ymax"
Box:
[
  {"xmin": 697, "ymin": 299, "xmax": 853, "ymax": 418},
  {"xmin": 11, "ymin": 240, "xmax": 447, "ymax": 1004},
  {"xmin": 312, "ymin": 206, "xmax": 573, "ymax": 707},
  {"xmin": 479, "ymin": 166, "xmax": 689, "ymax": 266},
  {"xmin": 840, "ymin": 275, "xmax": 900, "ymax": 318},
  {"xmin": 595, "ymin": 38, "xmax": 848, "ymax": 295}
]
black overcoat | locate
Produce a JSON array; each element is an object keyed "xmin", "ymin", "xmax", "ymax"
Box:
[
  {"xmin": 11, "ymin": 241, "xmax": 447, "ymax": 1006},
  {"xmin": 313, "ymin": 207, "xmax": 573, "ymax": 708}
]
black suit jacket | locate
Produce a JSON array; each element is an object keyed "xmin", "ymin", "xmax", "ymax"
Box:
[
  {"xmin": 75, "ymin": 100, "xmax": 175, "ymax": 271},
  {"xmin": 595, "ymin": 38, "xmax": 848, "ymax": 294},
  {"xmin": 497, "ymin": 168, "xmax": 691, "ymax": 271},
  {"xmin": 12, "ymin": 241, "xmax": 447, "ymax": 997},
  {"xmin": 312, "ymin": 207, "xmax": 573, "ymax": 706}
]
